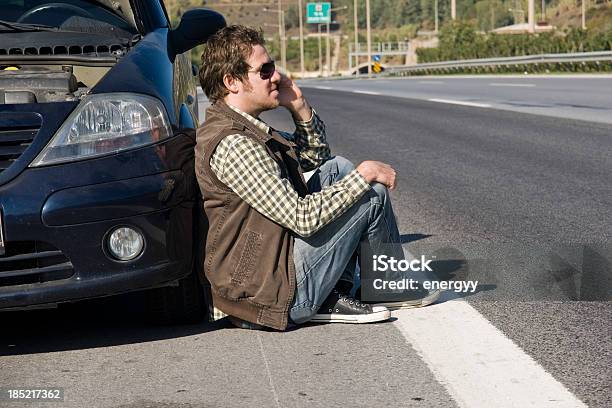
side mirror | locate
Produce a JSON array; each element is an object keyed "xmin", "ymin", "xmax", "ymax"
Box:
[{"xmin": 170, "ymin": 9, "xmax": 226, "ymax": 55}]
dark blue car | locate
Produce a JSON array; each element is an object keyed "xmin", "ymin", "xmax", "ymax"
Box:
[{"xmin": 0, "ymin": 0, "xmax": 225, "ymax": 322}]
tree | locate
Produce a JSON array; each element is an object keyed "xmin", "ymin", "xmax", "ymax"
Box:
[
  {"xmin": 406, "ymin": 0, "xmax": 422, "ymax": 25},
  {"xmin": 286, "ymin": 5, "xmax": 299, "ymax": 30}
]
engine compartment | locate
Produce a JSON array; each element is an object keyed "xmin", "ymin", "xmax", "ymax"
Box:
[
  {"xmin": 0, "ymin": 29, "xmax": 137, "ymax": 104},
  {"xmin": 0, "ymin": 64, "xmax": 111, "ymax": 104}
]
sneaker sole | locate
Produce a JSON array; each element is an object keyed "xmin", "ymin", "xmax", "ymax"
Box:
[
  {"xmin": 374, "ymin": 289, "xmax": 441, "ymax": 310},
  {"xmin": 309, "ymin": 309, "xmax": 391, "ymax": 324}
]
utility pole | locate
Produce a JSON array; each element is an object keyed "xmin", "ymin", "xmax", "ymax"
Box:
[
  {"xmin": 323, "ymin": 6, "xmax": 348, "ymax": 77},
  {"xmin": 582, "ymin": 0, "xmax": 587, "ymax": 30},
  {"xmin": 318, "ymin": 24, "xmax": 323, "ymax": 76},
  {"xmin": 264, "ymin": 4, "xmax": 286, "ymax": 71},
  {"xmin": 435, "ymin": 0, "xmax": 439, "ymax": 33},
  {"xmin": 354, "ymin": 0, "xmax": 358, "ymax": 76},
  {"xmin": 325, "ymin": 6, "xmax": 348, "ymax": 76},
  {"xmin": 528, "ymin": 0, "xmax": 535, "ymax": 33},
  {"xmin": 366, "ymin": 0, "xmax": 372, "ymax": 77},
  {"xmin": 298, "ymin": 0, "xmax": 304, "ymax": 77},
  {"xmin": 326, "ymin": 21, "xmax": 330, "ymax": 76},
  {"xmin": 278, "ymin": 0, "xmax": 286, "ymax": 71},
  {"xmin": 451, "ymin": 0, "xmax": 456, "ymax": 20}
]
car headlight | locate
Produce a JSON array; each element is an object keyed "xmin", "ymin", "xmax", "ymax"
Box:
[{"xmin": 30, "ymin": 93, "xmax": 172, "ymax": 167}]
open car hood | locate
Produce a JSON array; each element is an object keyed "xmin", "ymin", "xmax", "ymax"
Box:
[{"xmin": 90, "ymin": 0, "xmax": 137, "ymax": 28}]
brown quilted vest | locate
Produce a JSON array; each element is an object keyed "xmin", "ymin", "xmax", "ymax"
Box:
[{"xmin": 194, "ymin": 101, "xmax": 309, "ymax": 330}]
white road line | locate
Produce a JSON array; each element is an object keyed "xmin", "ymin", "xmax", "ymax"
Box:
[
  {"xmin": 489, "ymin": 83, "xmax": 536, "ymax": 87},
  {"xmin": 314, "ymin": 86, "xmax": 334, "ymax": 90},
  {"xmin": 257, "ymin": 334, "xmax": 281, "ymax": 408},
  {"xmin": 393, "ymin": 294, "xmax": 587, "ymax": 408},
  {"xmin": 428, "ymin": 98, "xmax": 491, "ymax": 108},
  {"xmin": 352, "ymin": 90, "xmax": 381, "ymax": 95},
  {"xmin": 419, "ymin": 81, "xmax": 444, "ymax": 84}
]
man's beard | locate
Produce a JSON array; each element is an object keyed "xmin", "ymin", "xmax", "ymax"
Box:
[
  {"xmin": 264, "ymin": 97, "xmax": 280, "ymax": 110},
  {"xmin": 258, "ymin": 94, "xmax": 279, "ymax": 112}
]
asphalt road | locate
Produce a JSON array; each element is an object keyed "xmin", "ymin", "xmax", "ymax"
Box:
[
  {"xmin": 300, "ymin": 75, "xmax": 612, "ymax": 125},
  {"xmin": 264, "ymin": 88, "xmax": 612, "ymax": 406},
  {"xmin": 1, "ymin": 84, "xmax": 610, "ymax": 408}
]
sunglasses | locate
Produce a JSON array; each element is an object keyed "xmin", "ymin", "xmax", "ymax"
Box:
[{"xmin": 248, "ymin": 60, "xmax": 276, "ymax": 80}]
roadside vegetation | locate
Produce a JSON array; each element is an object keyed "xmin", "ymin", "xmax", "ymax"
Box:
[
  {"xmin": 411, "ymin": 20, "xmax": 612, "ymax": 74},
  {"xmin": 419, "ymin": 22, "xmax": 612, "ymax": 62}
]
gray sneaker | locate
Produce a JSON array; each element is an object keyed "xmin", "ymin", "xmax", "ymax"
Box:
[{"xmin": 357, "ymin": 287, "xmax": 441, "ymax": 310}]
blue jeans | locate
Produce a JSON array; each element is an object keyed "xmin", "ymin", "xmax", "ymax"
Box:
[{"xmin": 289, "ymin": 156, "xmax": 401, "ymax": 324}]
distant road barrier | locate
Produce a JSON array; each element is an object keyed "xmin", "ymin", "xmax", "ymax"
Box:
[{"xmin": 381, "ymin": 51, "xmax": 612, "ymax": 76}]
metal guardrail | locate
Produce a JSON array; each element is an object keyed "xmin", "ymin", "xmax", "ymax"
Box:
[{"xmin": 383, "ymin": 51, "xmax": 612, "ymax": 75}]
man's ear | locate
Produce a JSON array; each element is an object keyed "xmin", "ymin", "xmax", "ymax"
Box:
[{"xmin": 223, "ymin": 74, "xmax": 240, "ymax": 94}]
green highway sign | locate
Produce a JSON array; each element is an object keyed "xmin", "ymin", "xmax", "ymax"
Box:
[{"xmin": 306, "ymin": 2, "xmax": 331, "ymax": 24}]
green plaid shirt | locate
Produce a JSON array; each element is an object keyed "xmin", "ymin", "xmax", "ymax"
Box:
[{"xmin": 209, "ymin": 105, "xmax": 371, "ymax": 237}]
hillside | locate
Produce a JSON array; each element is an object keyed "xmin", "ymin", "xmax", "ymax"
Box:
[
  {"xmin": 164, "ymin": 0, "xmax": 612, "ymax": 72},
  {"xmin": 547, "ymin": 0, "xmax": 612, "ymax": 32},
  {"xmin": 165, "ymin": 0, "xmax": 612, "ymax": 34}
]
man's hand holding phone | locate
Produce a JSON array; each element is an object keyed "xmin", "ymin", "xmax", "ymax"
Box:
[{"xmin": 277, "ymin": 74, "xmax": 312, "ymax": 121}]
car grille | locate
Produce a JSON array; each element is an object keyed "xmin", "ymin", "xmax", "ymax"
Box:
[
  {"xmin": 0, "ymin": 114, "xmax": 40, "ymax": 174},
  {"xmin": 0, "ymin": 43, "xmax": 128, "ymax": 57},
  {"xmin": 0, "ymin": 241, "xmax": 74, "ymax": 286}
]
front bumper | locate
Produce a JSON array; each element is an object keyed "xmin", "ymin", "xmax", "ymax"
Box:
[{"xmin": 0, "ymin": 133, "xmax": 198, "ymax": 309}]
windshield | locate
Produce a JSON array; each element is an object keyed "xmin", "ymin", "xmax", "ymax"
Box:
[{"xmin": 0, "ymin": 0, "xmax": 137, "ymax": 35}]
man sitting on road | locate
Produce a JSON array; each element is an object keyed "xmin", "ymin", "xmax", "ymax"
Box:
[{"xmin": 195, "ymin": 25, "xmax": 438, "ymax": 330}]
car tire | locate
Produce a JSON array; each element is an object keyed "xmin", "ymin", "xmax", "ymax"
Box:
[{"xmin": 146, "ymin": 269, "xmax": 205, "ymax": 324}]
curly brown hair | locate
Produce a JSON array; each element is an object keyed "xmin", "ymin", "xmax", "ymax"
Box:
[{"xmin": 198, "ymin": 25, "xmax": 265, "ymax": 103}]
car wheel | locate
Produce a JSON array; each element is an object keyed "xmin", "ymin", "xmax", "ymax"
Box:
[{"xmin": 146, "ymin": 269, "xmax": 205, "ymax": 324}]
